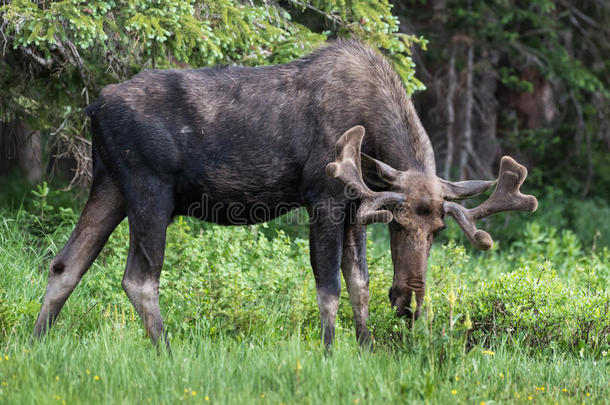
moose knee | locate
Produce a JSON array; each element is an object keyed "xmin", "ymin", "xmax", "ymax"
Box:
[
  {"xmin": 122, "ymin": 277, "xmax": 158, "ymax": 303},
  {"xmin": 121, "ymin": 277, "xmax": 139, "ymax": 297},
  {"xmin": 51, "ymin": 261, "xmax": 65, "ymax": 275},
  {"xmin": 47, "ymin": 259, "xmax": 79, "ymax": 291}
]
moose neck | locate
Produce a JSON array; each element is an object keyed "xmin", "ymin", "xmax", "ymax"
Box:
[{"xmin": 362, "ymin": 97, "xmax": 437, "ymax": 176}]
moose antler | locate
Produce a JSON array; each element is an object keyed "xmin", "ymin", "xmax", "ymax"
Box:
[
  {"xmin": 326, "ymin": 126, "xmax": 406, "ymax": 224},
  {"xmin": 443, "ymin": 156, "xmax": 538, "ymax": 250}
]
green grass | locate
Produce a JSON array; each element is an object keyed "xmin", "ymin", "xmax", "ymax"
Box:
[
  {"xmin": 0, "ymin": 327, "xmax": 607, "ymax": 404},
  {"xmin": 0, "ymin": 186, "xmax": 608, "ymax": 404}
]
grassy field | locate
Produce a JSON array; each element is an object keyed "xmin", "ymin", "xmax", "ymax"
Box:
[{"xmin": 0, "ymin": 184, "xmax": 608, "ymax": 404}]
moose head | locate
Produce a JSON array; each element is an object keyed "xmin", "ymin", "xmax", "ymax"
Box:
[{"xmin": 327, "ymin": 126, "xmax": 538, "ymax": 317}]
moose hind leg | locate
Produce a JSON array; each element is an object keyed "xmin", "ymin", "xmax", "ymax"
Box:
[
  {"xmin": 33, "ymin": 176, "xmax": 126, "ymax": 337},
  {"xmin": 121, "ymin": 181, "xmax": 173, "ymax": 347}
]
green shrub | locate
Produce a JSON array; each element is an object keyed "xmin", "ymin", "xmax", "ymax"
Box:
[
  {"xmin": 0, "ymin": 290, "xmax": 16, "ymax": 339},
  {"xmin": 465, "ymin": 263, "xmax": 609, "ymax": 353},
  {"xmin": 571, "ymin": 199, "xmax": 610, "ymax": 249}
]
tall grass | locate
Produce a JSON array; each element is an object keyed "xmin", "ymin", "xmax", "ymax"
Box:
[{"xmin": 0, "ymin": 327, "xmax": 607, "ymax": 404}]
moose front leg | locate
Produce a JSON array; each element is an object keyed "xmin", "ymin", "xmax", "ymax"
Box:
[
  {"xmin": 121, "ymin": 177, "xmax": 173, "ymax": 349},
  {"xmin": 341, "ymin": 222, "xmax": 371, "ymax": 347},
  {"xmin": 308, "ymin": 207, "xmax": 343, "ymax": 347}
]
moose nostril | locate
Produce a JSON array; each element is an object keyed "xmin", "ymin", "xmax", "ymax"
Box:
[{"xmin": 398, "ymin": 306, "xmax": 421, "ymax": 320}]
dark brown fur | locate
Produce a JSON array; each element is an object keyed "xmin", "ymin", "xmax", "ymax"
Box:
[{"xmin": 32, "ymin": 40, "xmax": 536, "ymax": 347}]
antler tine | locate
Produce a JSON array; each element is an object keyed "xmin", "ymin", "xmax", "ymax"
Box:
[
  {"xmin": 326, "ymin": 126, "xmax": 405, "ymax": 225},
  {"xmin": 469, "ymin": 156, "xmax": 538, "ymax": 220},
  {"xmin": 443, "ymin": 156, "xmax": 538, "ymax": 250},
  {"xmin": 443, "ymin": 202, "xmax": 494, "ymax": 250}
]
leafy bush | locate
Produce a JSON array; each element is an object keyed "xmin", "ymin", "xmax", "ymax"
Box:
[
  {"xmin": 0, "ymin": 290, "xmax": 16, "ymax": 339},
  {"xmin": 482, "ymin": 188, "xmax": 610, "ymax": 250},
  {"xmin": 464, "ymin": 263, "xmax": 609, "ymax": 353},
  {"xmin": 416, "ymin": 241, "xmax": 609, "ymax": 357}
]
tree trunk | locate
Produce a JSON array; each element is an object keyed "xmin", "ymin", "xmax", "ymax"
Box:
[
  {"xmin": 458, "ymin": 44, "xmax": 474, "ymax": 181},
  {"xmin": 0, "ymin": 120, "xmax": 43, "ymax": 182},
  {"xmin": 443, "ymin": 45, "xmax": 456, "ymax": 180}
]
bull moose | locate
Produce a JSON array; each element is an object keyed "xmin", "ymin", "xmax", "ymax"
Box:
[{"xmin": 33, "ymin": 40, "xmax": 537, "ymax": 347}]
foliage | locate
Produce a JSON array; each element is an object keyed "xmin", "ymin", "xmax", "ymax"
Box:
[
  {"xmin": 0, "ymin": 0, "xmax": 425, "ymax": 183},
  {"xmin": 2, "ymin": 187, "xmax": 608, "ymax": 352},
  {"xmin": 396, "ymin": 0, "xmax": 610, "ymax": 199}
]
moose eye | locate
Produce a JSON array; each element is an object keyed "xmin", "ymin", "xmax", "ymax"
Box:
[{"xmin": 415, "ymin": 205, "xmax": 432, "ymax": 216}]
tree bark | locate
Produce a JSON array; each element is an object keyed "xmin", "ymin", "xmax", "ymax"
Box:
[
  {"xmin": 443, "ymin": 45, "xmax": 456, "ymax": 180},
  {"xmin": 0, "ymin": 120, "xmax": 42, "ymax": 182},
  {"xmin": 458, "ymin": 44, "xmax": 474, "ymax": 181}
]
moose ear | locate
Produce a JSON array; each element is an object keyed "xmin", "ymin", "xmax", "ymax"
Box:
[
  {"xmin": 361, "ymin": 153, "xmax": 400, "ymax": 190},
  {"xmin": 438, "ymin": 178, "xmax": 496, "ymax": 200}
]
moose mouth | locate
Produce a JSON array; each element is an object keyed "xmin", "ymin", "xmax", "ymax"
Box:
[{"xmin": 389, "ymin": 288, "xmax": 421, "ymax": 319}]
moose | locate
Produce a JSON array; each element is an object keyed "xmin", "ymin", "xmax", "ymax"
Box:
[{"xmin": 33, "ymin": 40, "xmax": 537, "ymax": 347}]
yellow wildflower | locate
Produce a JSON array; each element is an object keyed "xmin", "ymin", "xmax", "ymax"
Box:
[
  {"xmin": 86, "ymin": 370, "xmax": 90, "ymax": 375},
  {"xmin": 55, "ymin": 376, "xmax": 60, "ymax": 381},
  {"xmin": 191, "ymin": 391, "xmax": 197, "ymax": 396},
  {"xmin": 586, "ymin": 393, "xmax": 590, "ymax": 397},
  {"xmin": 448, "ymin": 288, "xmax": 457, "ymax": 305},
  {"xmin": 455, "ymin": 376, "xmax": 460, "ymax": 381},
  {"xmin": 451, "ymin": 390, "xmax": 457, "ymax": 395},
  {"xmin": 410, "ymin": 293, "xmax": 417, "ymax": 313},
  {"xmin": 2, "ymin": 382, "xmax": 6, "ymax": 387},
  {"xmin": 205, "ymin": 395, "xmax": 210, "ymax": 401},
  {"xmin": 562, "ymin": 388, "xmax": 568, "ymax": 392},
  {"xmin": 482, "ymin": 350, "xmax": 495, "ymax": 356},
  {"xmin": 94, "ymin": 375, "xmax": 100, "ymax": 381},
  {"xmin": 480, "ymin": 402, "xmax": 486, "ymax": 405},
  {"xmin": 354, "ymin": 400, "xmax": 359, "ymax": 404},
  {"xmin": 464, "ymin": 311, "xmax": 473, "ymax": 330},
  {"xmin": 260, "ymin": 393, "xmax": 265, "ymax": 399},
  {"xmin": 499, "ymin": 373, "xmax": 504, "ymax": 378},
  {"xmin": 4, "ymin": 356, "xmax": 8, "ymax": 361}
]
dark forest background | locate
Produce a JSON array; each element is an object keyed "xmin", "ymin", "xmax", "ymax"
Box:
[{"xmin": 1, "ymin": 0, "xmax": 609, "ymax": 247}]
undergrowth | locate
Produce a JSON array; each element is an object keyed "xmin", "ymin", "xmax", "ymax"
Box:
[{"xmin": 0, "ymin": 183, "xmax": 608, "ymax": 403}]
